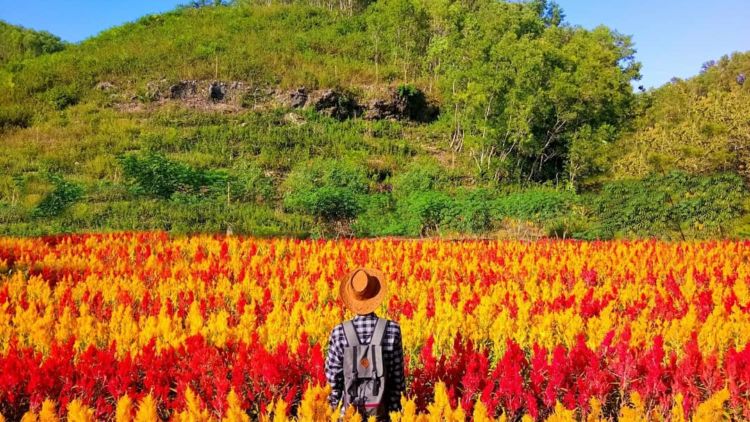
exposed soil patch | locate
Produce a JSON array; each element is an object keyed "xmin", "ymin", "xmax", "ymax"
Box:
[{"xmin": 113, "ymin": 80, "xmax": 440, "ymax": 120}]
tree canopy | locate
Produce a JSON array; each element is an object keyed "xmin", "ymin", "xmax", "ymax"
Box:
[{"xmin": 0, "ymin": 21, "xmax": 66, "ymax": 65}]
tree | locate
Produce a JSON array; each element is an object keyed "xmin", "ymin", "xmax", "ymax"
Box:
[
  {"xmin": 614, "ymin": 52, "xmax": 750, "ymax": 183},
  {"xmin": 282, "ymin": 159, "xmax": 369, "ymax": 234},
  {"xmin": 0, "ymin": 21, "xmax": 65, "ymax": 65},
  {"xmin": 365, "ymin": 0, "xmax": 430, "ymax": 83},
  {"xmin": 432, "ymin": 0, "xmax": 639, "ymax": 187}
]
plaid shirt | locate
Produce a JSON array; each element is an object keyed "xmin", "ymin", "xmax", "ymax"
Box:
[{"xmin": 325, "ymin": 313, "xmax": 405, "ymax": 413}]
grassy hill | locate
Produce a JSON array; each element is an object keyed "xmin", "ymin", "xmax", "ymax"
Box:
[
  {"xmin": 614, "ymin": 52, "xmax": 750, "ymax": 180},
  {"xmin": 0, "ymin": 1, "xmax": 748, "ymax": 239},
  {"xmin": 0, "ymin": 21, "xmax": 65, "ymax": 65}
]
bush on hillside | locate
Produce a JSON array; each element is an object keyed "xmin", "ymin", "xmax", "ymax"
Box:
[
  {"xmin": 45, "ymin": 85, "xmax": 81, "ymax": 110},
  {"xmin": 593, "ymin": 171, "xmax": 747, "ymax": 239},
  {"xmin": 450, "ymin": 188, "xmax": 496, "ymax": 234},
  {"xmin": 288, "ymin": 185, "xmax": 361, "ymax": 222},
  {"xmin": 390, "ymin": 158, "xmax": 449, "ymax": 197},
  {"xmin": 282, "ymin": 159, "xmax": 368, "ymax": 233},
  {"xmin": 32, "ymin": 174, "xmax": 84, "ymax": 218},
  {"xmin": 229, "ymin": 163, "xmax": 275, "ymax": 204},
  {"xmin": 0, "ymin": 105, "xmax": 33, "ymax": 130},
  {"xmin": 398, "ymin": 190, "xmax": 454, "ymax": 236},
  {"xmin": 119, "ymin": 152, "xmax": 227, "ymax": 199},
  {"xmin": 0, "ymin": 21, "xmax": 66, "ymax": 65},
  {"xmin": 492, "ymin": 188, "xmax": 577, "ymax": 222}
]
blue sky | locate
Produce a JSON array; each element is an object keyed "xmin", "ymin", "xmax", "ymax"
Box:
[
  {"xmin": 1, "ymin": 0, "xmax": 748, "ymax": 88},
  {"xmin": 559, "ymin": 0, "xmax": 750, "ymax": 88}
]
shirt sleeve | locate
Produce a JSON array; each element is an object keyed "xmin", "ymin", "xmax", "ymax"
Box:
[
  {"xmin": 325, "ymin": 326, "xmax": 344, "ymax": 408},
  {"xmin": 385, "ymin": 323, "xmax": 405, "ymax": 412}
]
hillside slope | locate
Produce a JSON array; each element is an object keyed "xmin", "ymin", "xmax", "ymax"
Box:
[
  {"xmin": 614, "ymin": 52, "xmax": 750, "ymax": 181},
  {"xmin": 0, "ymin": 21, "xmax": 65, "ymax": 65},
  {"xmin": 0, "ymin": 1, "xmax": 747, "ymax": 239}
]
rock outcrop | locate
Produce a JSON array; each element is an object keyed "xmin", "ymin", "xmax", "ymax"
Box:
[
  {"xmin": 128, "ymin": 81, "xmax": 439, "ymax": 121},
  {"xmin": 312, "ymin": 89, "xmax": 362, "ymax": 120},
  {"xmin": 289, "ymin": 87, "xmax": 308, "ymax": 108},
  {"xmin": 208, "ymin": 82, "xmax": 227, "ymax": 101},
  {"xmin": 363, "ymin": 87, "xmax": 438, "ymax": 122},
  {"xmin": 169, "ymin": 80, "xmax": 197, "ymax": 99},
  {"xmin": 95, "ymin": 81, "xmax": 116, "ymax": 91}
]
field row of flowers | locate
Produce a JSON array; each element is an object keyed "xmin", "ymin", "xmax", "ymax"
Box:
[{"xmin": 1, "ymin": 233, "xmax": 750, "ymax": 420}]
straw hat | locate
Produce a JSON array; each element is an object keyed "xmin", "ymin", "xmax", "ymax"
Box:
[{"xmin": 339, "ymin": 267, "xmax": 387, "ymax": 315}]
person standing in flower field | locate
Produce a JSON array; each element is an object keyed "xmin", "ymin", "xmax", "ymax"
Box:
[{"xmin": 325, "ymin": 267, "xmax": 405, "ymax": 421}]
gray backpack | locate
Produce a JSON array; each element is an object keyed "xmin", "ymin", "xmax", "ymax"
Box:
[{"xmin": 341, "ymin": 318, "xmax": 388, "ymax": 419}]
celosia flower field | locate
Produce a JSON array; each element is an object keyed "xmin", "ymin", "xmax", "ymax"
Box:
[{"xmin": 1, "ymin": 233, "xmax": 750, "ymax": 421}]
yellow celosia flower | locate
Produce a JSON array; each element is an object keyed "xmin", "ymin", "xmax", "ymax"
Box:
[
  {"xmin": 619, "ymin": 392, "xmax": 648, "ymax": 422},
  {"xmin": 472, "ymin": 401, "xmax": 491, "ymax": 422},
  {"xmin": 66, "ymin": 399, "xmax": 95, "ymax": 422},
  {"xmin": 671, "ymin": 393, "xmax": 687, "ymax": 422},
  {"xmin": 175, "ymin": 387, "xmax": 212, "ymax": 422},
  {"xmin": 344, "ymin": 406, "xmax": 361, "ymax": 422},
  {"xmin": 222, "ymin": 389, "xmax": 250, "ymax": 422},
  {"xmin": 586, "ymin": 398, "xmax": 602, "ymax": 422},
  {"xmin": 545, "ymin": 402, "xmax": 576, "ymax": 421},
  {"xmin": 693, "ymin": 388, "xmax": 730, "ymax": 421},
  {"xmin": 134, "ymin": 394, "xmax": 158, "ymax": 422},
  {"xmin": 115, "ymin": 394, "xmax": 134, "ymax": 422},
  {"xmin": 38, "ymin": 399, "xmax": 59, "ymax": 422},
  {"xmin": 20, "ymin": 410, "xmax": 38, "ymax": 422},
  {"xmin": 271, "ymin": 399, "xmax": 288, "ymax": 422}
]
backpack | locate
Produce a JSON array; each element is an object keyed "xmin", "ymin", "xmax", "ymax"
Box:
[{"xmin": 341, "ymin": 317, "xmax": 388, "ymax": 419}]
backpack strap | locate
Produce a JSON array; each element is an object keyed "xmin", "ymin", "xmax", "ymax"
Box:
[
  {"xmin": 369, "ymin": 318, "xmax": 387, "ymax": 346},
  {"xmin": 342, "ymin": 320, "xmax": 361, "ymax": 346}
]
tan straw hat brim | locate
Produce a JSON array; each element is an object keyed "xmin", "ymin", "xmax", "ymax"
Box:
[{"xmin": 339, "ymin": 267, "xmax": 387, "ymax": 315}]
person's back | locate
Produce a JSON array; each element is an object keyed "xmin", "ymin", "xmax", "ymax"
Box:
[{"xmin": 325, "ymin": 268, "xmax": 404, "ymax": 421}]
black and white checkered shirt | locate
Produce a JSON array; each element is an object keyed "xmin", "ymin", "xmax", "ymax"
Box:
[{"xmin": 325, "ymin": 312, "xmax": 405, "ymax": 413}]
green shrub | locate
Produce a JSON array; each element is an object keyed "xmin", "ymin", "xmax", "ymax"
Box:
[
  {"xmin": 398, "ymin": 191, "xmax": 454, "ymax": 236},
  {"xmin": 395, "ymin": 83, "xmax": 419, "ymax": 98},
  {"xmin": 32, "ymin": 174, "xmax": 84, "ymax": 218},
  {"xmin": 450, "ymin": 188, "xmax": 496, "ymax": 234},
  {"xmin": 593, "ymin": 171, "xmax": 747, "ymax": 239},
  {"xmin": 45, "ymin": 85, "xmax": 80, "ymax": 110},
  {"xmin": 282, "ymin": 158, "xmax": 369, "ymax": 195},
  {"xmin": 229, "ymin": 164, "xmax": 275, "ymax": 204},
  {"xmin": 281, "ymin": 158, "xmax": 369, "ymax": 235},
  {"xmin": 390, "ymin": 158, "xmax": 448, "ymax": 197},
  {"xmin": 351, "ymin": 193, "xmax": 403, "ymax": 237},
  {"xmin": 0, "ymin": 105, "xmax": 33, "ymax": 130},
  {"xmin": 119, "ymin": 152, "xmax": 227, "ymax": 199},
  {"xmin": 492, "ymin": 188, "xmax": 577, "ymax": 222},
  {"xmin": 287, "ymin": 185, "xmax": 362, "ymax": 222},
  {"xmin": 394, "ymin": 83, "xmax": 433, "ymax": 121}
]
